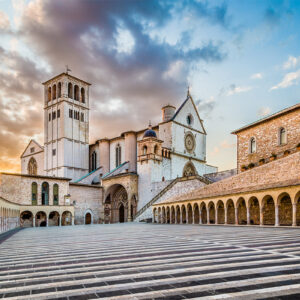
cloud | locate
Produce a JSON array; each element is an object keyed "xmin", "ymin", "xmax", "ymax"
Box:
[
  {"xmin": 195, "ymin": 96, "xmax": 216, "ymax": 116},
  {"xmin": 250, "ymin": 73, "xmax": 263, "ymax": 80},
  {"xmin": 227, "ymin": 84, "xmax": 252, "ymax": 96},
  {"xmin": 270, "ymin": 69, "xmax": 300, "ymax": 90},
  {"xmin": 283, "ymin": 55, "xmax": 300, "ymax": 70},
  {"xmin": 257, "ymin": 106, "xmax": 271, "ymax": 117},
  {"xmin": 0, "ymin": 11, "xmax": 11, "ymax": 32},
  {"xmin": 0, "ymin": 0, "xmax": 230, "ymax": 171}
]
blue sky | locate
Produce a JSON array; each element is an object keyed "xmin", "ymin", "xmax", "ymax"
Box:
[{"xmin": 0, "ymin": 0, "xmax": 299, "ymax": 172}]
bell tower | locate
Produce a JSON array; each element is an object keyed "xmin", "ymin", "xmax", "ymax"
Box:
[{"xmin": 42, "ymin": 72, "xmax": 91, "ymax": 181}]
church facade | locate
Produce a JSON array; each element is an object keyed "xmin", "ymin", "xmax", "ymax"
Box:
[{"xmin": 0, "ymin": 72, "xmax": 217, "ymax": 230}]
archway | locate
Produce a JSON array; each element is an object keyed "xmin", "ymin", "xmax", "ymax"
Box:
[
  {"xmin": 200, "ymin": 203, "xmax": 207, "ymax": 224},
  {"xmin": 28, "ymin": 157, "xmax": 37, "ymax": 175},
  {"xmin": 187, "ymin": 204, "xmax": 193, "ymax": 224},
  {"xmin": 171, "ymin": 206, "xmax": 175, "ymax": 224},
  {"xmin": 36, "ymin": 211, "xmax": 47, "ymax": 227},
  {"xmin": 85, "ymin": 212, "xmax": 92, "ymax": 225},
  {"xmin": 237, "ymin": 198, "xmax": 247, "ymax": 225},
  {"xmin": 162, "ymin": 207, "xmax": 166, "ymax": 223},
  {"xmin": 181, "ymin": 205, "xmax": 186, "ymax": 224},
  {"xmin": 62, "ymin": 211, "xmax": 72, "ymax": 226},
  {"xmin": 20, "ymin": 211, "xmax": 33, "ymax": 227},
  {"xmin": 226, "ymin": 199, "xmax": 235, "ymax": 224},
  {"xmin": 183, "ymin": 161, "xmax": 197, "ymax": 177},
  {"xmin": 208, "ymin": 202, "xmax": 215, "ymax": 224},
  {"xmin": 48, "ymin": 211, "xmax": 59, "ymax": 226},
  {"xmin": 194, "ymin": 204, "xmax": 199, "ymax": 224},
  {"xmin": 296, "ymin": 191, "xmax": 300, "ymax": 226},
  {"xmin": 278, "ymin": 193, "xmax": 292, "ymax": 226},
  {"xmin": 217, "ymin": 201, "xmax": 225, "ymax": 224},
  {"xmin": 262, "ymin": 196, "xmax": 275, "ymax": 225},
  {"xmin": 104, "ymin": 184, "xmax": 128, "ymax": 223},
  {"xmin": 176, "ymin": 206, "xmax": 181, "ymax": 224},
  {"xmin": 166, "ymin": 207, "xmax": 170, "ymax": 224},
  {"xmin": 248, "ymin": 197, "xmax": 260, "ymax": 225},
  {"xmin": 119, "ymin": 204, "xmax": 125, "ymax": 223}
]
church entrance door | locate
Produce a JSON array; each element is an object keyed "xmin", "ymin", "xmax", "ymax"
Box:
[
  {"xmin": 119, "ymin": 204, "xmax": 125, "ymax": 223},
  {"xmin": 85, "ymin": 213, "xmax": 91, "ymax": 224}
]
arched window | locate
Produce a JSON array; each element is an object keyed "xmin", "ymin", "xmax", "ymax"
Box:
[
  {"xmin": 52, "ymin": 84, "xmax": 56, "ymax": 100},
  {"xmin": 81, "ymin": 88, "xmax": 85, "ymax": 103},
  {"xmin": 143, "ymin": 146, "xmax": 147, "ymax": 155},
  {"xmin": 116, "ymin": 144, "xmax": 121, "ymax": 167},
  {"xmin": 154, "ymin": 145, "xmax": 158, "ymax": 155},
  {"xmin": 58, "ymin": 82, "xmax": 62, "ymax": 98},
  {"xmin": 48, "ymin": 87, "xmax": 51, "ymax": 101},
  {"xmin": 183, "ymin": 161, "xmax": 197, "ymax": 177},
  {"xmin": 91, "ymin": 151, "xmax": 97, "ymax": 171},
  {"xmin": 28, "ymin": 157, "xmax": 37, "ymax": 175},
  {"xmin": 41, "ymin": 182, "xmax": 49, "ymax": 205},
  {"xmin": 53, "ymin": 184, "xmax": 59, "ymax": 205},
  {"xmin": 74, "ymin": 85, "xmax": 79, "ymax": 101},
  {"xmin": 32, "ymin": 182, "xmax": 37, "ymax": 205},
  {"xmin": 279, "ymin": 127, "xmax": 287, "ymax": 145},
  {"xmin": 250, "ymin": 137, "xmax": 256, "ymax": 154},
  {"xmin": 68, "ymin": 82, "xmax": 73, "ymax": 98}
]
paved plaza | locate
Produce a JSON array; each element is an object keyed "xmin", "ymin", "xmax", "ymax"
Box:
[{"xmin": 1, "ymin": 225, "xmax": 300, "ymax": 299}]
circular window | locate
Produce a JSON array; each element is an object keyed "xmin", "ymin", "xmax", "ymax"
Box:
[
  {"xmin": 186, "ymin": 114, "xmax": 193, "ymax": 126},
  {"xmin": 184, "ymin": 132, "xmax": 196, "ymax": 153}
]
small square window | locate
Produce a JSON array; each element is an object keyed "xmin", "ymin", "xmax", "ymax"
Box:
[
  {"xmin": 57, "ymin": 109, "xmax": 60, "ymax": 118},
  {"xmin": 52, "ymin": 149, "xmax": 56, "ymax": 156},
  {"xmin": 30, "ymin": 147, "xmax": 35, "ymax": 153}
]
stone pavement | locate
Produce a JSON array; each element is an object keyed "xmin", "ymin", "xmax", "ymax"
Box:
[{"xmin": 1, "ymin": 224, "xmax": 300, "ymax": 299}]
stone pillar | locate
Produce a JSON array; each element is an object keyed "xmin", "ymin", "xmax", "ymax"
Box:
[
  {"xmin": 207, "ymin": 208, "xmax": 210, "ymax": 225},
  {"xmin": 260, "ymin": 208, "xmax": 263, "ymax": 226},
  {"xmin": 192, "ymin": 210, "xmax": 195, "ymax": 224},
  {"xmin": 293, "ymin": 203, "xmax": 297, "ymax": 227},
  {"xmin": 235, "ymin": 207, "xmax": 238, "ymax": 225},
  {"xmin": 186, "ymin": 210, "xmax": 188, "ymax": 224},
  {"xmin": 59, "ymin": 216, "xmax": 62, "ymax": 227},
  {"xmin": 46, "ymin": 216, "xmax": 48, "ymax": 227},
  {"xmin": 33, "ymin": 217, "xmax": 36, "ymax": 227},
  {"xmin": 275, "ymin": 205, "xmax": 279, "ymax": 226},
  {"xmin": 180, "ymin": 211, "xmax": 183, "ymax": 224},
  {"xmin": 224, "ymin": 208, "xmax": 228, "ymax": 225},
  {"xmin": 215, "ymin": 208, "xmax": 218, "ymax": 225},
  {"xmin": 247, "ymin": 206, "xmax": 250, "ymax": 225},
  {"xmin": 170, "ymin": 209, "xmax": 172, "ymax": 224},
  {"xmin": 72, "ymin": 216, "xmax": 75, "ymax": 226},
  {"xmin": 175, "ymin": 210, "xmax": 177, "ymax": 224}
]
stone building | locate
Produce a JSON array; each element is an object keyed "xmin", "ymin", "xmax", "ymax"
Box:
[
  {"xmin": 0, "ymin": 72, "xmax": 218, "ymax": 232},
  {"xmin": 154, "ymin": 103, "xmax": 300, "ymax": 227}
]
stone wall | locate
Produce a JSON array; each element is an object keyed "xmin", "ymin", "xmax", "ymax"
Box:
[
  {"xmin": 0, "ymin": 173, "xmax": 70, "ymax": 206},
  {"xmin": 235, "ymin": 106, "xmax": 300, "ymax": 172},
  {"xmin": 69, "ymin": 183, "xmax": 103, "ymax": 224},
  {"xmin": 0, "ymin": 197, "xmax": 20, "ymax": 234},
  {"xmin": 135, "ymin": 177, "xmax": 208, "ymax": 221}
]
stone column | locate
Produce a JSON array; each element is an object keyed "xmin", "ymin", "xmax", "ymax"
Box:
[
  {"xmin": 72, "ymin": 216, "xmax": 75, "ymax": 226},
  {"xmin": 186, "ymin": 210, "xmax": 188, "ymax": 224},
  {"xmin": 192, "ymin": 210, "xmax": 195, "ymax": 224},
  {"xmin": 199, "ymin": 209, "xmax": 202, "ymax": 224},
  {"xmin": 175, "ymin": 210, "xmax": 177, "ymax": 224},
  {"xmin": 260, "ymin": 208, "xmax": 263, "ymax": 226},
  {"xmin": 170, "ymin": 209, "xmax": 173, "ymax": 224},
  {"xmin": 235, "ymin": 207, "xmax": 238, "ymax": 225},
  {"xmin": 46, "ymin": 216, "xmax": 48, "ymax": 227},
  {"xmin": 207, "ymin": 209, "xmax": 210, "ymax": 225},
  {"xmin": 180, "ymin": 211, "xmax": 183, "ymax": 224},
  {"xmin": 215, "ymin": 208, "xmax": 218, "ymax": 225},
  {"xmin": 33, "ymin": 217, "xmax": 36, "ymax": 227},
  {"xmin": 247, "ymin": 206, "xmax": 250, "ymax": 225},
  {"xmin": 275, "ymin": 205, "xmax": 279, "ymax": 226},
  {"xmin": 293, "ymin": 203, "xmax": 297, "ymax": 227},
  {"xmin": 224, "ymin": 208, "xmax": 228, "ymax": 225},
  {"xmin": 59, "ymin": 216, "xmax": 62, "ymax": 227}
]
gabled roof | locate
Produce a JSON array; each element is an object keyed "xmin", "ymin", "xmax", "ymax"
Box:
[
  {"xmin": 20, "ymin": 140, "xmax": 44, "ymax": 158},
  {"xmin": 232, "ymin": 102, "xmax": 300, "ymax": 134},
  {"xmin": 171, "ymin": 91, "xmax": 207, "ymax": 134}
]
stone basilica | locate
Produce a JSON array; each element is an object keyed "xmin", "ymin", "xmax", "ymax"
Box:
[{"xmin": 0, "ymin": 72, "xmax": 217, "ymax": 229}]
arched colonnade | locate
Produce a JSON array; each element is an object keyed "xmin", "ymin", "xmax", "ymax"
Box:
[{"xmin": 153, "ymin": 188, "xmax": 300, "ymax": 227}]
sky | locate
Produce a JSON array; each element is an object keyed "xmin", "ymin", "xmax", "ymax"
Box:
[{"xmin": 0, "ymin": 0, "xmax": 299, "ymax": 173}]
